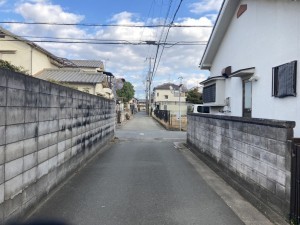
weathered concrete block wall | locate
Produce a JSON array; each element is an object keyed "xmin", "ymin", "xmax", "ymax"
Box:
[
  {"xmin": 187, "ymin": 113, "xmax": 295, "ymax": 219},
  {"xmin": 0, "ymin": 69, "xmax": 115, "ymax": 223},
  {"xmin": 152, "ymin": 113, "xmax": 187, "ymax": 131},
  {"xmin": 170, "ymin": 115, "xmax": 187, "ymax": 131}
]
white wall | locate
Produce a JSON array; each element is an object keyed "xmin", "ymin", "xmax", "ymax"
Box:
[
  {"xmin": 0, "ymin": 35, "xmax": 59, "ymax": 75},
  {"xmin": 1, "ymin": 36, "xmax": 32, "ymax": 73},
  {"xmin": 161, "ymin": 103, "xmax": 188, "ymax": 115},
  {"xmin": 32, "ymin": 49, "xmax": 58, "ymax": 75},
  {"xmin": 209, "ymin": 0, "xmax": 300, "ymax": 136},
  {"xmin": 154, "ymin": 89, "xmax": 186, "ymax": 102}
]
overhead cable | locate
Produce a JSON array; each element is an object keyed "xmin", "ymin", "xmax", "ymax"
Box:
[
  {"xmin": 0, "ymin": 39, "xmax": 207, "ymax": 46},
  {"xmin": 151, "ymin": 0, "xmax": 184, "ymax": 81},
  {"xmin": 0, "ymin": 21, "xmax": 212, "ymax": 28}
]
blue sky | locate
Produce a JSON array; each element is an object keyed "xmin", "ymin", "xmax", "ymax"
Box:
[{"xmin": 0, "ymin": 0, "xmax": 222, "ymax": 98}]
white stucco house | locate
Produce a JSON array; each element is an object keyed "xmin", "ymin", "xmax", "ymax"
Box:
[
  {"xmin": 0, "ymin": 26, "xmax": 105, "ymax": 76},
  {"xmin": 200, "ymin": 0, "xmax": 300, "ymax": 136},
  {"xmin": 153, "ymin": 83, "xmax": 187, "ymax": 115}
]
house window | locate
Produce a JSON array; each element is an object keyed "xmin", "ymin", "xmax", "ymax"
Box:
[
  {"xmin": 157, "ymin": 93, "xmax": 159, "ymax": 97},
  {"xmin": 164, "ymin": 95, "xmax": 168, "ymax": 99},
  {"xmin": 272, "ymin": 61, "xmax": 297, "ymax": 98},
  {"xmin": 174, "ymin": 90, "xmax": 180, "ymax": 97},
  {"xmin": 203, "ymin": 84, "xmax": 216, "ymax": 103}
]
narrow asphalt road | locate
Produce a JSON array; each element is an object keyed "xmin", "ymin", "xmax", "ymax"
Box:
[{"xmin": 28, "ymin": 112, "xmax": 244, "ymax": 225}]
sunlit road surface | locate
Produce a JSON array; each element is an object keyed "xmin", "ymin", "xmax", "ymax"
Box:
[{"xmin": 28, "ymin": 112, "xmax": 244, "ymax": 225}]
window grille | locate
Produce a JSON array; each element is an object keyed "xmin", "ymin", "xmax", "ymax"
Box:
[
  {"xmin": 272, "ymin": 61, "xmax": 297, "ymax": 98},
  {"xmin": 203, "ymin": 84, "xmax": 216, "ymax": 103}
]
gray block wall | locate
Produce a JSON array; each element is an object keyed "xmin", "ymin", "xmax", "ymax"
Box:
[
  {"xmin": 0, "ymin": 69, "xmax": 115, "ymax": 223},
  {"xmin": 187, "ymin": 113, "xmax": 295, "ymax": 219}
]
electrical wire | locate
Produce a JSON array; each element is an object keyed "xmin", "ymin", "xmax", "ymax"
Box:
[
  {"xmin": 151, "ymin": 0, "xmax": 183, "ymax": 82},
  {"xmin": 139, "ymin": 0, "xmax": 156, "ymax": 42},
  {"xmin": 0, "ymin": 38, "xmax": 207, "ymax": 46},
  {"xmin": 149, "ymin": 0, "xmax": 173, "ymax": 88},
  {"xmin": 0, "ymin": 21, "xmax": 212, "ymax": 28}
]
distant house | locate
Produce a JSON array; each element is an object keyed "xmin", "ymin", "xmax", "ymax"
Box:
[
  {"xmin": 153, "ymin": 83, "xmax": 187, "ymax": 114},
  {"xmin": 137, "ymin": 99, "xmax": 146, "ymax": 111},
  {"xmin": 199, "ymin": 0, "xmax": 300, "ymax": 136},
  {"xmin": 128, "ymin": 97, "xmax": 138, "ymax": 114},
  {"xmin": 35, "ymin": 68, "xmax": 113, "ymax": 99}
]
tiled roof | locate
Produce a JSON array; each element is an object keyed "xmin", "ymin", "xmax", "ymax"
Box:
[
  {"xmin": 35, "ymin": 68, "xmax": 106, "ymax": 84},
  {"xmin": 154, "ymin": 83, "xmax": 188, "ymax": 92},
  {"xmin": 70, "ymin": 60, "xmax": 104, "ymax": 68}
]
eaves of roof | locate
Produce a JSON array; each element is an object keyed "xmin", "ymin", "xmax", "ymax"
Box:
[
  {"xmin": 200, "ymin": 76, "xmax": 225, "ymax": 85},
  {"xmin": 199, "ymin": 0, "xmax": 240, "ymax": 70}
]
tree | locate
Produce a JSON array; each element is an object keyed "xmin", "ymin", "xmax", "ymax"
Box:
[
  {"xmin": 116, "ymin": 81, "xmax": 135, "ymax": 103},
  {"xmin": 186, "ymin": 87, "xmax": 203, "ymax": 104},
  {"xmin": 0, "ymin": 59, "xmax": 28, "ymax": 74}
]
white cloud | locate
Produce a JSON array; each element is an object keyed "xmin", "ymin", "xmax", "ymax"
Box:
[
  {"xmin": 0, "ymin": 0, "xmax": 6, "ymax": 6},
  {"xmin": 15, "ymin": 1, "xmax": 84, "ymax": 23},
  {"xmin": 190, "ymin": 0, "xmax": 223, "ymax": 14},
  {"xmin": 9, "ymin": 0, "xmax": 87, "ymax": 43},
  {"xmin": 6, "ymin": 0, "xmax": 215, "ymax": 98},
  {"xmin": 184, "ymin": 73, "xmax": 207, "ymax": 88}
]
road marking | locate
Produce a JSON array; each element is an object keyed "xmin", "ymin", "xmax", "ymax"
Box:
[{"xmin": 139, "ymin": 133, "xmax": 144, "ymax": 135}]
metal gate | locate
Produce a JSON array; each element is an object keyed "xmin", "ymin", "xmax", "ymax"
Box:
[
  {"xmin": 290, "ymin": 140, "xmax": 300, "ymax": 224},
  {"xmin": 153, "ymin": 109, "xmax": 170, "ymax": 123}
]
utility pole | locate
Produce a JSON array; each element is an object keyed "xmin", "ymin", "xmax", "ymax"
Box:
[
  {"xmin": 178, "ymin": 76, "xmax": 183, "ymax": 131},
  {"xmin": 146, "ymin": 57, "xmax": 153, "ymax": 116}
]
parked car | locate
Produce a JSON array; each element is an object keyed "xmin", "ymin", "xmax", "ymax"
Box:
[{"xmin": 188, "ymin": 104, "xmax": 210, "ymax": 114}]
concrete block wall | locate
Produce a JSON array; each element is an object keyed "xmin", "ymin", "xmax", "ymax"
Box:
[
  {"xmin": 187, "ymin": 113, "xmax": 295, "ymax": 219},
  {"xmin": 0, "ymin": 69, "xmax": 115, "ymax": 223},
  {"xmin": 169, "ymin": 115, "xmax": 187, "ymax": 131}
]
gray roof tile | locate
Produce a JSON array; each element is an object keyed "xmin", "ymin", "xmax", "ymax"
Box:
[
  {"xmin": 154, "ymin": 83, "xmax": 188, "ymax": 92},
  {"xmin": 35, "ymin": 68, "xmax": 106, "ymax": 84},
  {"xmin": 70, "ymin": 60, "xmax": 104, "ymax": 68}
]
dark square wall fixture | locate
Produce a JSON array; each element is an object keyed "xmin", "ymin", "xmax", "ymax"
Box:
[
  {"xmin": 203, "ymin": 83, "xmax": 216, "ymax": 103},
  {"xmin": 272, "ymin": 60, "xmax": 297, "ymax": 98}
]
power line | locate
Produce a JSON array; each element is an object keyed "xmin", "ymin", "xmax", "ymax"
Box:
[
  {"xmin": 6, "ymin": 34, "xmax": 208, "ymax": 44},
  {"xmin": 145, "ymin": 0, "xmax": 172, "ymax": 109},
  {"xmin": 151, "ymin": 0, "xmax": 184, "ymax": 82},
  {"xmin": 0, "ymin": 38, "xmax": 207, "ymax": 46},
  {"xmin": 0, "ymin": 21, "xmax": 212, "ymax": 28},
  {"xmin": 150, "ymin": 0, "xmax": 173, "ymax": 89},
  {"xmin": 139, "ymin": 0, "xmax": 156, "ymax": 42},
  {"xmin": 145, "ymin": 0, "xmax": 172, "ymax": 107}
]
